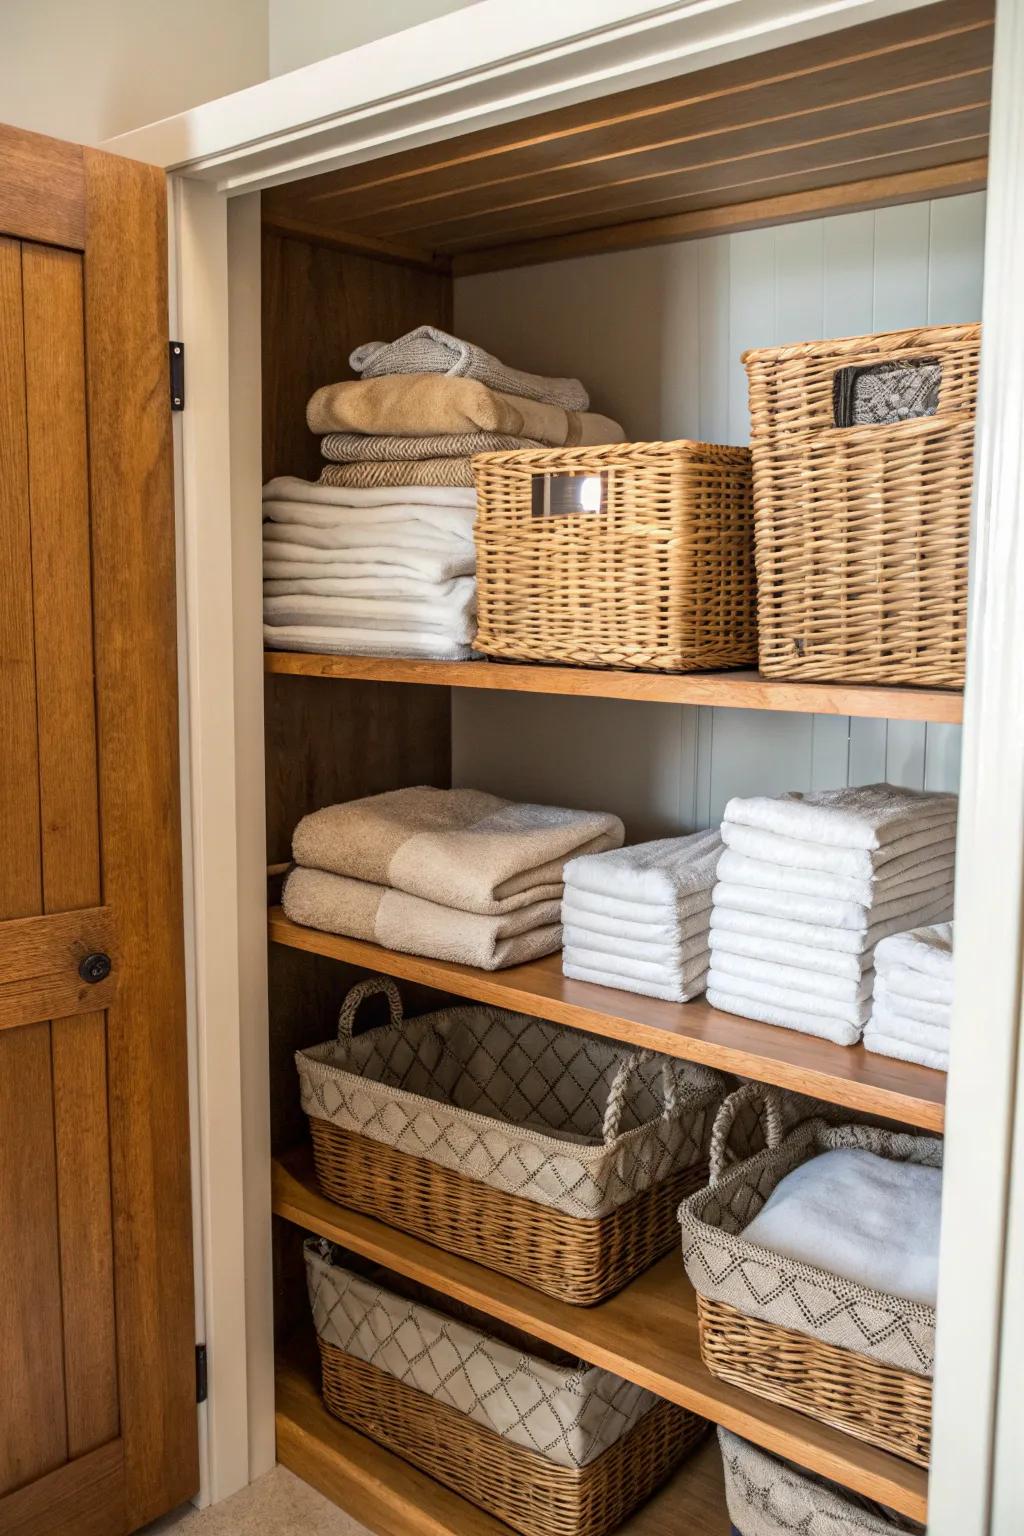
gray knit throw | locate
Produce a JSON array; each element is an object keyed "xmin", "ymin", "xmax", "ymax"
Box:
[{"xmin": 349, "ymin": 326, "xmax": 590, "ymax": 411}]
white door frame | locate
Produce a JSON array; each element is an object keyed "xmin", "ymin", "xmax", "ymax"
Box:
[{"xmin": 106, "ymin": 0, "xmax": 1021, "ymax": 1522}]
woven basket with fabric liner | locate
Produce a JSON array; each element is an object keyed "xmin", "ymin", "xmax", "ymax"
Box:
[
  {"xmin": 306, "ymin": 1240, "xmax": 707, "ymax": 1536},
  {"xmin": 678, "ymin": 1082, "xmax": 941, "ymax": 1465},
  {"xmin": 296, "ymin": 976, "xmax": 727, "ymax": 1304},
  {"xmin": 743, "ymin": 322, "xmax": 980, "ymax": 687},
  {"xmin": 471, "ymin": 439, "xmax": 755, "ymax": 672},
  {"xmin": 718, "ymin": 1428, "xmax": 924, "ymax": 1536}
]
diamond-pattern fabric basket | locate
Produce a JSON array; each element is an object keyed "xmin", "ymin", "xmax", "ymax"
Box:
[
  {"xmin": 718, "ymin": 1429, "xmax": 924, "ymax": 1536},
  {"xmin": 678, "ymin": 1084, "xmax": 941, "ymax": 1465},
  {"xmin": 306, "ymin": 1240, "xmax": 707, "ymax": 1536},
  {"xmin": 743, "ymin": 323, "xmax": 980, "ymax": 687},
  {"xmin": 296, "ymin": 977, "xmax": 727, "ymax": 1304},
  {"xmin": 471, "ymin": 439, "xmax": 755, "ymax": 672}
]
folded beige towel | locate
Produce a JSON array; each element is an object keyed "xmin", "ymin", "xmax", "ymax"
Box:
[
  {"xmin": 283, "ymin": 866, "xmax": 562, "ymax": 970},
  {"xmin": 306, "ymin": 374, "xmax": 625, "ymax": 448},
  {"xmin": 292, "ymin": 787, "xmax": 625, "ymax": 916},
  {"xmin": 321, "ymin": 430, "xmax": 542, "ymax": 462},
  {"xmin": 319, "ymin": 459, "xmax": 475, "ymax": 489}
]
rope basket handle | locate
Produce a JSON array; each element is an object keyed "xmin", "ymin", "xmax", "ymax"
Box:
[
  {"xmin": 337, "ymin": 977, "xmax": 404, "ymax": 1040},
  {"xmin": 709, "ymin": 1081, "xmax": 784, "ymax": 1184},
  {"xmin": 602, "ymin": 1050, "xmax": 680, "ymax": 1145}
]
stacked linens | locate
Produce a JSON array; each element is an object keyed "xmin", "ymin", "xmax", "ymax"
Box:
[
  {"xmin": 707, "ymin": 784, "xmax": 956, "ymax": 1043},
  {"xmin": 865, "ymin": 921, "xmax": 954, "ymax": 1070}
]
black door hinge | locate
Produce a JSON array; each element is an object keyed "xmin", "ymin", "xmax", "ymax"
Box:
[
  {"xmin": 169, "ymin": 341, "xmax": 185, "ymax": 411},
  {"xmin": 195, "ymin": 1343, "xmax": 208, "ymax": 1403}
]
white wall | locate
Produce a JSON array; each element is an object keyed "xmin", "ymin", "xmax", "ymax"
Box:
[
  {"xmin": 268, "ymin": 0, "xmax": 482, "ymax": 76},
  {"xmin": 452, "ymin": 193, "xmax": 985, "ymax": 838},
  {"xmin": 0, "ymin": 0, "xmax": 268, "ymax": 145}
]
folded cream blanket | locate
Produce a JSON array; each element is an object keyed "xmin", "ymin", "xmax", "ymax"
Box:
[
  {"xmin": 716, "ymin": 844, "xmax": 955, "ymax": 907},
  {"xmin": 706, "ymin": 988, "xmax": 863, "ymax": 1047},
  {"xmin": 563, "ymin": 958, "xmax": 709, "ymax": 1004},
  {"xmin": 292, "ymin": 787, "xmax": 624, "ymax": 917},
  {"xmin": 708, "ymin": 893, "xmax": 956, "ymax": 956},
  {"xmin": 720, "ymin": 819, "xmax": 956, "ymax": 881},
  {"xmin": 320, "ymin": 459, "xmax": 476, "ymax": 489},
  {"xmin": 263, "ymin": 624, "xmax": 477, "ymax": 660},
  {"xmin": 723, "ymin": 784, "xmax": 958, "ymax": 850},
  {"xmin": 742, "ymin": 1147, "xmax": 941, "ymax": 1306},
  {"xmin": 306, "ymin": 374, "xmax": 624, "ymax": 447},
  {"xmin": 564, "ymin": 830, "xmax": 722, "ymax": 906},
  {"xmin": 283, "ymin": 866, "xmax": 561, "ymax": 971},
  {"xmin": 350, "ymin": 327, "xmax": 590, "ymax": 410},
  {"xmin": 321, "ymin": 430, "xmax": 542, "ymax": 462},
  {"xmin": 711, "ymin": 879, "xmax": 955, "ymax": 933}
]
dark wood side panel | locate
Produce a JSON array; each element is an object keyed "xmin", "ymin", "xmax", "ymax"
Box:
[
  {"xmin": 0, "ymin": 1441, "xmax": 126, "ymax": 1536},
  {"xmin": 82, "ymin": 146, "xmax": 198, "ymax": 1527},
  {"xmin": 0, "ymin": 126, "xmax": 86, "ymax": 251}
]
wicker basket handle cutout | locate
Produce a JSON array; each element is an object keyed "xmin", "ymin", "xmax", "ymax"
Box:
[
  {"xmin": 337, "ymin": 977, "xmax": 404, "ymax": 1040},
  {"xmin": 602, "ymin": 1051, "xmax": 679, "ymax": 1144},
  {"xmin": 709, "ymin": 1081, "xmax": 784, "ymax": 1184}
]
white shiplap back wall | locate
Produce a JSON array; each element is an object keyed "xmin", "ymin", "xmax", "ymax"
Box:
[{"xmin": 451, "ymin": 194, "xmax": 985, "ymax": 838}]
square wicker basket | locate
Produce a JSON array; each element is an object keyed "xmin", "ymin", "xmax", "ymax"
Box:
[
  {"xmin": 742, "ymin": 322, "xmax": 980, "ymax": 687},
  {"xmin": 471, "ymin": 439, "xmax": 755, "ymax": 672}
]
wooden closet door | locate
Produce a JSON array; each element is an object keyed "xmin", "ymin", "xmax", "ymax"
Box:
[{"xmin": 0, "ymin": 129, "xmax": 197, "ymax": 1535}]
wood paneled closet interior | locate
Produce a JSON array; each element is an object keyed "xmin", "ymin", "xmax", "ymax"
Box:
[{"xmin": 6, "ymin": 0, "xmax": 1019, "ymax": 1532}]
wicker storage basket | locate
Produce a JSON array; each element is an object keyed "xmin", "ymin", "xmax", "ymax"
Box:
[
  {"xmin": 743, "ymin": 323, "xmax": 980, "ymax": 686},
  {"xmin": 718, "ymin": 1429, "xmax": 924, "ymax": 1536},
  {"xmin": 306, "ymin": 1240, "xmax": 706, "ymax": 1536},
  {"xmin": 678, "ymin": 1083, "xmax": 941, "ymax": 1465},
  {"xmin": 296, "ymin": 976, "xmax": 726, "ymax": 1304},
  {"xmin": 471, "ymin": 439, "xmax": 755, "ymax": 671}
]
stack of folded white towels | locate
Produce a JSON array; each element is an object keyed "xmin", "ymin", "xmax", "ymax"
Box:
[
  {"xmin": 262, "ymin": 477, "xmax": 478, "ymax": 658},
  {"xmin": 561, "ymin": 830, "xmax": 722, "ymax": 1002},
  {"xmin": 865, "ymin": 922, "xmax": 953, "ymax": 1071},
  {"xmin": 707, "ymin": 785, "xmax": 957, "ymax": 1045}
]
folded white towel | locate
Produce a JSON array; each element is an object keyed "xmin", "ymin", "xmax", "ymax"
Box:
[
  {"xmin": 724, "ymin": 784, "xmax": 957, "ymax": 851},
  {"xmin": 264, "ymin": 552, "xmax": 475, "ymax": 583},
  {"xmin": 879, "ymin": 962, "xmax": 953, "ymax": 1008},
  {"xmin": 264, "ymin": 476, "xmax": 477, "ymax": 512},
  {"xmin": 708, "ymin": 895, "xmax": 955, "ymax": 956},
  {"xmin": 564, "ymin": 830, "xmax": 722, "ymax": 906},
  {"xmin": 263, "ymin": 624, "xmax": 477, "ymax": 659},
  {"xmin": 742, "ymin": 1147, "xmax": 941, "ymax": 1306},
  {"xmin": 706, "ymin": 987, "xmax": 862, "ymax": 1046},
  {"xmin": 264, "ymin": 574, "xmax": 470, "ymax": 600},
  {"xmin": 706, "ymin": 921, "xmax": 868, "ymax": 980},
  {"xmin": 563, "ymin": 941, "xmax": 709, "ymax": 988},
  {"xmin": 869, "ymin": 1001, "xmax": 949, "ymax": 1052},
  {"xmin": 263, "ymin": 518, "xmax": 472, "ymax": 553},
  {"xmin": 874, "ymin": 976, "xmax": 950, "ymax": 1028},
  {"xmin": 716, "ymin": 844, "xmax": 955, "ymax": 907},
  {"xmin": 706, "ymin": 966, "xmax": 870, "ymax": 1027},
  {"xmin": 706, "ymin": 945, "xmax": 873, "ymax": 1004},
  {"xmin": 561, "ymin": 884, "xmax": 713, "ymax": 927},
  {"xmin": 560, "ymin": 896, "xmax": 711, "ymax": 947},
  {"xmin": 562, "ymin": 924, "xmax": 709, "ymax": 965},
  {"xmin": 875, "ymin": 922, "xmax": 954, "ymax": 981},
  {"xmin": 720, "ymin": 819, "xmax": 956, "ymax": 882},
  {"xmin": 712, "ymin": 879, "xmax": 955, "ymax": 934},
  {"xmin": 263, "ymin": 496, "xmax": 475, "ymax": 543},
  {"xmin": 562, "ymin": 957, "xmax": 709, "ymax": 1004},
  {"xmin": 263, "ymin": 592, "xmax": 476, "ymax": 643},
  {"xmin": 863, "ymin": 1027, "xmax": 949, "ymax": 1072}
]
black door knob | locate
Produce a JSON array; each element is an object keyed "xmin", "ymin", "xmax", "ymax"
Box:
[{"xmin": 79, "ymin": 952, "xmax": 112, "ymax": 984}]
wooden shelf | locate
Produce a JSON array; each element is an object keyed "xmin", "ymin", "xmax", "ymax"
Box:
[
  {"xmin": 263, "ymin": 653, "xmax": 963, "ymax": 725},
  {"xmin": 268, "ymin": 910, "xmax": 945, "ymax": 1131},
  {"xmin": 273, "ymin": 1149, "xmax": 928, "ymax": 1523},
  {"xmin": 277, "ymin": 1334, "xmax": 729, "ymax": 1535}
]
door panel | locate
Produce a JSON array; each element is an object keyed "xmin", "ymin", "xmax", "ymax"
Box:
[{"xmin": 0, "ymin": 128, "xmax": 197, "ymax": 1533}]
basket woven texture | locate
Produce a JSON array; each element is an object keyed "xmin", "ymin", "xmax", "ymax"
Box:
[
  {"xmin": 471, "ymin": 440, "xmax": 755, "ymax": 672},
  {"xmin": 718, "ymin": 1428, "xmax": 924, "ymax": 1536},
  {"xmin": 679, "ymin": 1084, "xmax": 940, "ymax": 1464},
  {"xmin": 298, "ymin": 979, "xmax": 725, "ymax": 1304},
  {"xmin": 743, "ymin": 323, "xmax": 980, "ymax": 687}
]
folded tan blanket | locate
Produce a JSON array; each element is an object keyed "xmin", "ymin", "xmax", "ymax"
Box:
[
  {"xmin": 319, "ymin": 459, "xmax": 475, "ymax": 489},
  {"xmin": 283, "ymin": 866, "xmax": 562, "ymax": 971},
  {"xmin": 321, "ymin": 431, "xmax": 541, "ymax": 462},
  {"xmin": 292, "ymin": 787, "xmax": 625, "ymax": 916},
  {"xmin": 306, "ymin": 374, "xmax": 625, "ymax": 448}
]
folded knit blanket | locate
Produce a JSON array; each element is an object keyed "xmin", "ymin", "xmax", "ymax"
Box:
[
  {"xmin": 564, "ymin": 830, "xmax": 722, "ymax": 906},
  {"xmin": 306, "ymin": 374, "xmax": 624, "ymax": 447},
  {"xmin": 350, "ymin": 327, "xmax": 590, "ymax": 411},
  {"xmin": 321, "ymin": 430, "xmax": 542, "ymax": 462},
  {"xmin": 319, "ymin": 459, "xmax": 476, "ymax": 489},
  {"xmin": 283, "ymin": 866, "xmax": 561, "ymax": 971},
  {"xmin": 292, "ymin": 787, "xmax": 624, "ymax": 917},
  {"xmin": 723, "ymin": 784, "xmax": 957, "ymax": 851},
  {"xmin": 263, "ymin": 624, "xmax": 477, "ymax": 660}
]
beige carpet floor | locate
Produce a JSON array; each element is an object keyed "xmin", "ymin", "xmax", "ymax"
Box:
[{"xmin": 144, "ymin": 1466, "xmax": 373, "ymax": 1535}]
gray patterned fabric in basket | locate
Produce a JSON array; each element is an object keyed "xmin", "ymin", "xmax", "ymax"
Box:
[
  {"xmin": 297, "ymin": 978, "xmax": 726, "ymax": 1218},
  {"xmin": 678, "ymin": 1086, "xmax": 942, "ymax": 1376},
  {"xmin": 718, "ymin": 1429, "xmax": 923, "ymax": 1536},
  {"xmin": 306, "ymin": 1240, "xmax": 661, "ymax": 1468}
]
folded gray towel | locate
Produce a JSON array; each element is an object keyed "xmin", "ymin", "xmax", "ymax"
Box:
[{"xmin": 349, "ymin": 326, "xmax": 590, "ymax": 411}]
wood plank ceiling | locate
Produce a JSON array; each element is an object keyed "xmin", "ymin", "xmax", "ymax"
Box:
[{"xmin": 262, "ymin": 0, "xmax": 993, "ymax": 274}]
